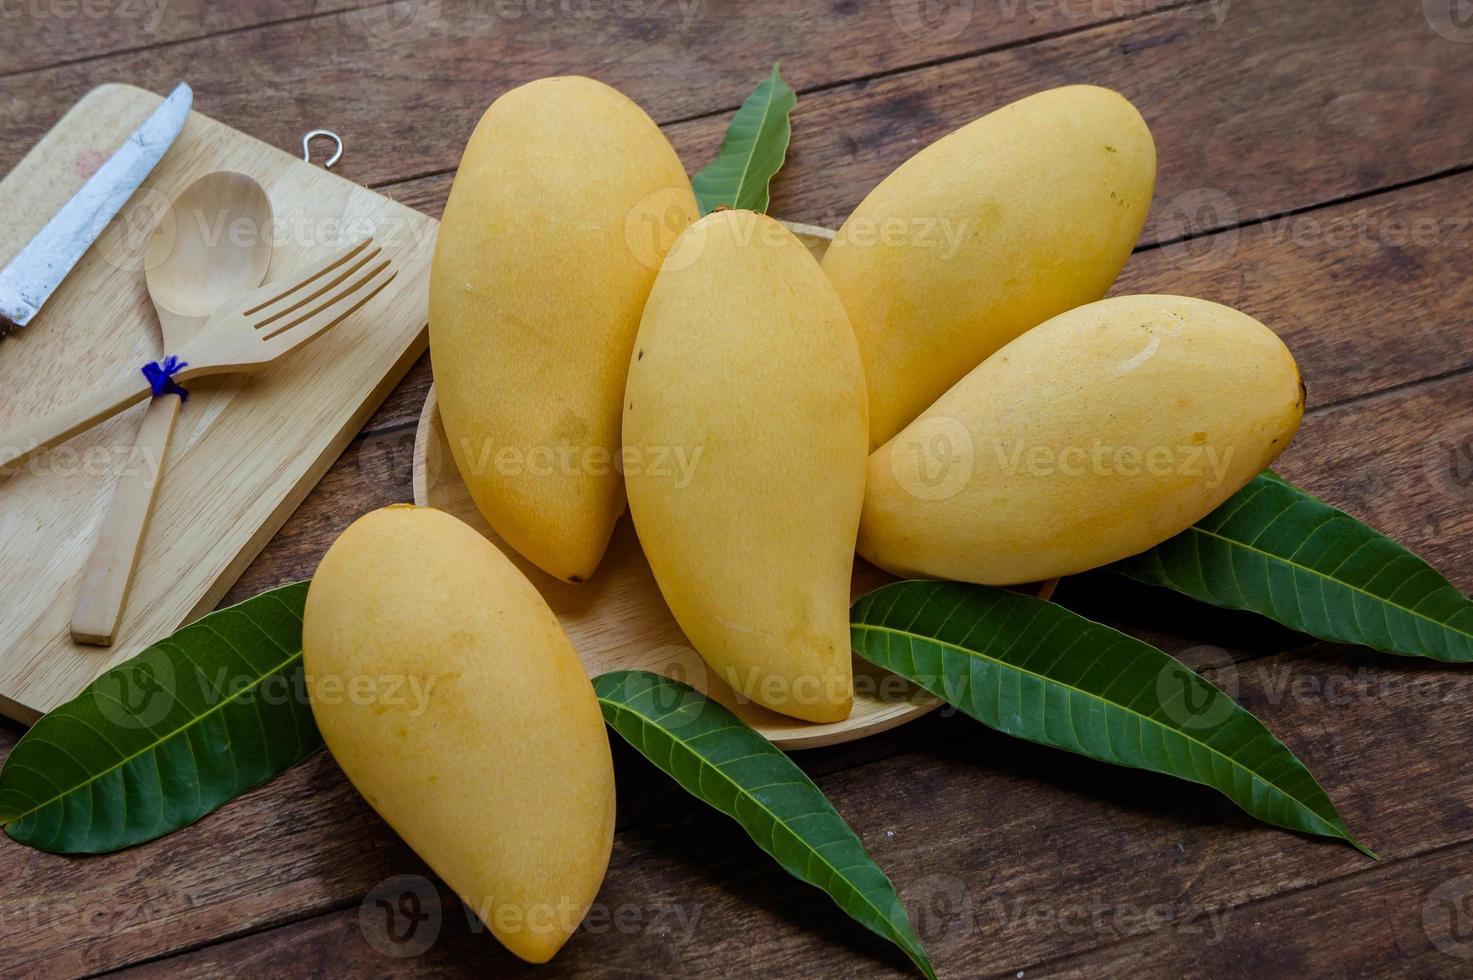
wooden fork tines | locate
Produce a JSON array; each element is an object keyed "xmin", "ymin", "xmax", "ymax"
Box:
[{"xmin": 0, "ymin": 239, "xmax": 397, "ymax": 474}]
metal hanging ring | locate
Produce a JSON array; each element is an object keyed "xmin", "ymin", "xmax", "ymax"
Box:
[{"xmin": 302, "ymin": 129, "xmax": 344, "ymax": 169}]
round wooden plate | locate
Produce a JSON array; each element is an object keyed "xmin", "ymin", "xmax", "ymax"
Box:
[
  {"xmin": 412, "ymin": 386, "xmax": 1054, "ymax": 750},
  {"xmin": 410, "ymin": 221, "xmax": 1054, "ymax": 748}
]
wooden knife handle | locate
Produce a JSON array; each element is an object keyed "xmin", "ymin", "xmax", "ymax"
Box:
[
  {"xmin": 0, "ymin": 374, "xmax": 154, "ymax": 475},
  {"xmin": 71, "ymin": 392, "xmax": 182, "ymax": 646}
]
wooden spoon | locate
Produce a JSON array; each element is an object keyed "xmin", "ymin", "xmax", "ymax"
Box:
[{"xmin": 71, "ymin": 171, "xmax": 273, "ymax": 645}]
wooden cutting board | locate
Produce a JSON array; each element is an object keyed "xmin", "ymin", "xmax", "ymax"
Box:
[{"xmin": 0, "ymin": 84, "xmax": 437, "ymax": 723}]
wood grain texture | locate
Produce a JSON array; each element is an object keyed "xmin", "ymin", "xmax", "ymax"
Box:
[
  {"xmin": 106, "ymin": 540, "xmax": 1473, "ymax": 976},
  {"xmin": 0, "ymin": 0, "xmax": 1179, "ymax": 187},
  {"xmin": 355, "ymin": 163, "xmax": 1473, "ymax": 450},
  {"xmin": 1, "ymin": 1, "xmax": 1471, "ymax": 976},
  {"xmin": 345, "ymin": 0, "xmax": 1473, "ymax": 437},
  {"xmin": 1032, "ymin": 840, "xmax": 1473, "ymax": 978},
  {"xmin": 766, "ymin": 0, "xmax": 1473, "ymax": 242},
  {"xmin": 330, "ymin": 0, "xmax": 1473, "ymax": 236},
  {"xmin": 1, "ymin": 0, "xmax": 360, "ymax": 76},
  {"xmin": 5, "ymin": 0, "xmax": 1467, "ymax": 232},
  {"xmin": 6, "ymin": 366, "xmax": 1468, "ymax": 978},
  {"xmin": 0, "ymin": 85, "xmax": 436, "ymax": 721},
  {"xmin": 69, "ymin": 387, "xmax": 180, "ymax": 646}
]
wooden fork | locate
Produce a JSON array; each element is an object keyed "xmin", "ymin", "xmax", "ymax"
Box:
[{"xmin": 0, "ymin": 239, "xmax": 395, "ymax": 474}]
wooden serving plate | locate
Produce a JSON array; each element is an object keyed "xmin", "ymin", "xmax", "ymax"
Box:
[{"xmin": 412, "ymin": 222, "xmax": 1053, "ymax": 748}]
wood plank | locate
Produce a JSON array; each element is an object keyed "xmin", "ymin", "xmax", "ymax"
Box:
[
  {"xmin": 352, "ymin": 0, "xmax": 1473, "ymax": 436},
  {"xmin": 1032, "ymin": 841, "xmax": 1473, "ymax": 978},
  {"xmin": 118, "ymin": 839, "xmax": 1473, "ymax": 979},
  {"xmin": 5, "ymin": 0, "xmax": 1466, "ymax": 318},
  {"xmin": 12, "ymin": 0, "xmax": 1473, "ymax": 449},
  {"xmin": 0, "ymin": 0, "xmax": 1179, "ymax": 185},
  {"xmin": 2, "ymin": 0, "xmax": 358, "ymax": 76},
  {"xmin": 108, "ymin": 544, "xmax": 1473, "ymax": 976},
  {"xmin": 763, "ymin": 0, "xmax": 1473, "ymax": 248},
  {"xmin": 357, "ymin": 162, "xmax": 1473, "ymax": 442},
  {"xmin": 1112, "ymin": 171, "xmax": 1473, "ymax": 411},
  {"xmin": 2, "ymin": 1, "xmax": 1469, "ymax": 970},
  {"xmin": 14, "ymin": 0, "xmax": 1465, "ymax": 232},
  {"xmin": 6, "ymin": 360, "xmax": 1468, "ymax": 978},
  {"xmin": 356, "ymin": 0, "xmax": 1473, "ymax": 236},
  {"xmin": 0, "ymin": 707, "xmax": 966, "ymax": 978}
]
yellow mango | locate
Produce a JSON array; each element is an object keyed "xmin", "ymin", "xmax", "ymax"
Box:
[
  {"xmin": 860, "ymin": 295, "xmax": 1304, "ymax": 585},
  {"xmin": 822, "ymin": 85, "xmax": 1157, "ymax": 449},
  {"xmin": 430, "ymin": 76, "xmax": 697, "ymax": 583},
  {"xmin": 303, "ymin": 505, "xmax": 615, "ymax": 964},
  {"xmin": 623, "ymin": 210, "xmax": 868, "ymax": 723}
]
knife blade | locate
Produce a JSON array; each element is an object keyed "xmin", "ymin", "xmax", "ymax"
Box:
[{"xmin": 0, "ymin": 82, "xmax": 192, "ymax": 338}]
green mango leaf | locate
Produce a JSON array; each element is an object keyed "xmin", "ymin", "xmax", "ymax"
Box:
[
  {"xmin": 0, "ymin": 582, "xmax": 320, "ymax": 854},
  {"xmin": 851, "ymin": 580, "xmax": 1373, "ymax": 856},
  {"xmin": 594, "ymin": 670, "xmax": 935, "ymax": 979},
  {"xmin": 1113, "ymin": 472, "xmax": 1473, "ymax": 663},
  {"xmin": 691, "ymin": 63, "xmax": 797, "ymax": 215}
]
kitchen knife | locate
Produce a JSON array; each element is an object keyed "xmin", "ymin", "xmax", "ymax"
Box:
[{"xmin": 0, "ymin": 82, "xmax": 192, "ymax": 337}]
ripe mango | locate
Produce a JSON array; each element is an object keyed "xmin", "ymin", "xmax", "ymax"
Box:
[
  {"xmin": 623, "ymin": 210, "xmax": 868, "ymax": 723},
  {"xmin": 303, "ymin": 505, "xmax": 615, "ymax": 964},
  {"xmin": 430, "ymin": 76, "xmax": 697, "ymax": 583},
  {"xmin": 859, "ymin": 295, "xmax": 1304, "ymax": 585},
  {"xmin": 822, "ymin": 85, "xmax": 1157, "ymax": 449}
]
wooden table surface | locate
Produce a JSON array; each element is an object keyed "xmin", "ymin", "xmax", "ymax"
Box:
[{"xmin": 3, "ymin": 1, "xmax": 1472, "ymax": 976}]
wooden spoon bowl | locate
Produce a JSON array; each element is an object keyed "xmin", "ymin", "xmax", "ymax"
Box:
[{"xmin": 411, "ymin": 222, "xmax": 1055, "ymax": 749}]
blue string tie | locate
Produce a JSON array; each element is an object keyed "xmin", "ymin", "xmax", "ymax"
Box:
[{"xmin": 141, "ymin": 354, "xmax": 189, "ymax": 402}]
